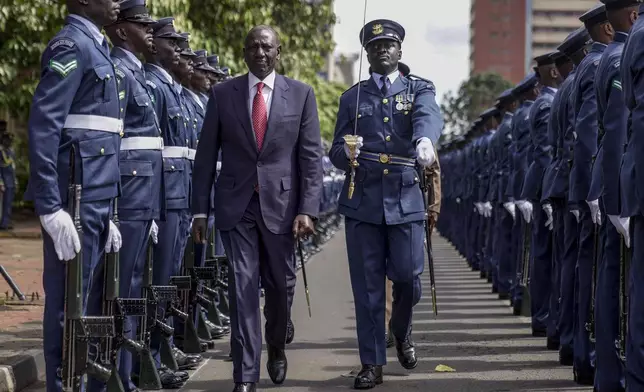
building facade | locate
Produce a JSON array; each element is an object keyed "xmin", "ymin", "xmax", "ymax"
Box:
[{"xmin": 470, "ymin": 0, "xmax": 597, "ymax": 84}]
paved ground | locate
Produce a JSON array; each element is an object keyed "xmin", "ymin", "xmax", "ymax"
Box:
[{"xmin": 174, "ymin": 231, "xmax": 593, "ymax": 392}]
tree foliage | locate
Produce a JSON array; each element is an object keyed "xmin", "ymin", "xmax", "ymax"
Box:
[{"xmin": 440, "ymin": 72, "xmax": 513, "ymax": 138}]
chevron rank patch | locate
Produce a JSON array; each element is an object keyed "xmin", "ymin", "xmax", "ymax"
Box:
[
  {"xmin": 119, "ymin": 90, "xmax": 126, "ymax": 100},
  {"xmin": 49, "ymin": 59, "xmax": 78, "ymax": 78},
  {"xmin": 612, "ymin": 79, "xmax": 622, "ymax": 91}
]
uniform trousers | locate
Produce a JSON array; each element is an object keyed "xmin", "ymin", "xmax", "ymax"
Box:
[
  {"xmin": 547, "ymin": 199, "xmax": 565, "ymax": 342},
  {"xmin": 558, "ymin": 204, "xmax": 579, "ymax": 355},
  {"xmin": 494, "ymin": 207, "xmax": 514, "ymax": 295},
  {"xmin": 43, "ymin": 200, "xmax": 111, "ymax": 392},
  {"xmin": 345, "ymin": 218, "xmax": 424, "ymax": 366},
  {"xmin": 530, "ymin": 203, "xmax": 553, "ymax": 332},
  {"xmin": 626, "ymin": 215, "xmax": 644, "ymax": 391}
]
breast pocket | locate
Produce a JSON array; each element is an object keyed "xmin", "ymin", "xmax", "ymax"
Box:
[
  {"xmin": 133, "ymin": 93, "xmax": 151, "ymax": 125},
  {"xmin": 399, "ymin": 170, "xmax": 424, "ymax": 214},
  {"xmin": 78, "ymin": 134, "xmax": 120, "ymax": 190},
  {"xmin": 351, "ymin": 105, "xmax": 374, "ymax": 128},
  {"xmin": 92, "ymin": 64, "xmax": 117, "ymax": 103},
  {"xmin": 167, "ymin": 106, "xmax": 185, "ymax": 142},
  {"xmin": 120, "ymin": 160, "xmax": 153, "ymax": 210},
  {"xmin": 163, "ymin": 159, "xmax": 186, "ymax": 201}
]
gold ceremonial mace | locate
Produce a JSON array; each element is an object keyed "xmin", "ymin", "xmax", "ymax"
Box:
[{"xmin": 344, "ymin": 0, "xmax": 369, "ymax": 199}]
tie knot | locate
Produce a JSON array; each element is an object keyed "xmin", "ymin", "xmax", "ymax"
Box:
[
  {"xmin": 256, "ymin": 81, "xmax": 264, "ymax": 94},
  {"xmin": 380, "ymin": 75, "xmax": 388, "ymax": 85}
]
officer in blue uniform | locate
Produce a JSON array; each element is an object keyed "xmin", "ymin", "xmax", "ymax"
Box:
[
  {"xmin": 479, "ymin": 108, "xmax": 499, "ymax": 281},
  {"xmin": 521, "ymin": 52, "xmax": 560, "ymax": 339},
  {"xmin": 25, "ymin": 0, "xmax": 123, "ymax": 390},
  {"xmin": 593, "ymin": 2, "xmax": 639, "ymax": 391},
  {"xmin": 489, "ymin": 90, "xmax": 517, "ymax": 299},
  {"xmin": 507, "ymin": 74, "xmax": 539, "ymax": 314},
  {"xmin": 619, "ymin": 2, "xmax": 644, "ymax": 390},
  {"xmin": 328, "ymin": 19, "xmax": 443, "ymax": 390},
  {"xmin": 103, "ymin": 2, "xmax": 168, "ymax": 389},
  {"xmin": 569, "ymin": 4, "xmax": 613, "ymax": 385},
  {"xmin": 142, "ymin": 16, "xmax": 202, "ymax": 374},
  {"xmin": 0, "ymin": 133, "xmax": 16, "ymax": 230}
]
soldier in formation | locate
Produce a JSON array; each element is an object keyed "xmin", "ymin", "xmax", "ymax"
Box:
[
  {"xmin": 439, "ymin": 2, "xmax": 644, "ymax": 391},
  {"xmin": 26, "ymin": 2, "xmax": 343, "ymax": 392}
]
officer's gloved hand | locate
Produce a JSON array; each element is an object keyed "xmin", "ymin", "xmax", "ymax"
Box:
[
  {"xmin": 483, "ymin": 201, "xmax": 493, "ymax": 218},
  {"xmin": 608, "ymin": 215, "xmax": 631, "ymax": 247},
  {"xmin": 571, "ymin": 209, "xmax": 580, "ymax": 223},
  {"xmin": 40, "ymin": 209, "xmax": 81, "ymax": 261},
  {"xmin": 416, "ymin": 137, "xmax": 435, "ymax": 167},
  {"xmin": 587, "ymin": 199, "xmax": 602, "ymax": 225},
  {"xmin": 456, "ymin": 197, "xmax": 461, "ymax": 204},
  {"xmin": 516, "ymin": 200, "xmax": 533, "ymax": 223},
  {"xmin": 105, "ymin": 220, "xmax": 122, "ymax": 253},
  {"xmin": 343, "ymin": 135, "xmax": 363, "ymax": 159},
  {"xmin": 216, "ymin": 161, "xmax": 222, "ymax": 171},
  {"xmin": 149, "ymin": 220, "xmax": 159, "ymax": 244},
  {"xmin": 543, "ymin": 203, "xmax": 554, "ymax": 230},
  {"xmin": 503, "ymin": 201, "xmax": 516, "ymax": 221},
  {"xmin": 475, "ymin": 202, "xmax": 484, "ymax": 215}
]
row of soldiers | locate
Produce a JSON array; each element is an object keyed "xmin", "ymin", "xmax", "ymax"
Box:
[
  {"xmin": 438, "ymin": 1, "xmax": 644, "ymax": 391},
  {"xmin": 23, "ymin": 0, "xmax": 343, "ymax": 391}
]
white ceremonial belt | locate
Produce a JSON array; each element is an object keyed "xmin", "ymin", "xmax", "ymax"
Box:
[
  {"xmin": 162, "ymin": 146, "xmax": 189, "ymax": 159},
  {"xmin": 187, "ymin": 148, "xmax": 196, "ymax": 161},
  {"xmin": 120, "ymin": 137, "xmax": 164, "ymax": 151},
  {"xmin": 64, "ymin": 115, "xmax": 124, "ymax": 134}
]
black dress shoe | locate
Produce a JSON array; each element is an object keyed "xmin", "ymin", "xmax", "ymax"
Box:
[
  {"xmin": 158, "ymin": 367, "xmax": 186, "ymax": 389},
  {"xmin": 498, "ymin": 293, "xmax": 510, "ymax": 300},
  {"xmin": 205, "ymin": 319, "xmax": 230, "ymax": 338},
  {"xmin": 532, "ymin": 328, "xmax": 547, "ymax": 337},
  {"xmin": 172, "ymin": 347, "xmax": 202, "ymax": 370},
  {"xmin": 512, "ymin": 302, "xmax": 522, "ymax": 316},
  {"xmin": 546, "ymin": 337, "xmax": 560, "ymax": 350},
  {"xmin": 353, "ymin": 365, "xmax": 383, "ymax": 389},
  {"xmin": 232, "ymin": 382, "xmax": 256, "ymax": 392},
  {"xmin": 574, "ymin": 367, "xmax": 594, "ymax": 386},
  {"xmin": 266, "ymin": 344, "xmax": 288, "ymax": 384},
  {"xmin": 286, "ymin": 319, "xmax": 295, "ymax": 344},
  {"xmin": 395, "ymin": 337, "xmax": 418, "ymax": 369},
  {"xmin": 559, "ymin": 345, "xmax": 573, "ymax": 366}
]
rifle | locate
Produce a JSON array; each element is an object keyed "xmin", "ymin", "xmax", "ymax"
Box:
[
  {"xmin": 202, "ymin": 228, "xmax": 231, "ymax": 330},
  {"xmin": 61, "ymin": 146, "xmax": 114, "ymax": 392},
  {"xmin": 518, "ymin": 218, "xmax": 532, "ymax": 317},
  {"xmin": 618, "ymin": 233, "xmax": 630, "ymax": 362},
  {"xmin": 418, "ymin": 166, "xmax": 438, "ymax": 317},
  {"xmin": 586, "ymin": 223, "xmax": 600, "ymax": 343}
]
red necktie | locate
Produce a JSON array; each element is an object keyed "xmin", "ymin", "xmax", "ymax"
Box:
[{"xmin": 252, "ymin": 82, "xmax": 268, "ymax": 151}]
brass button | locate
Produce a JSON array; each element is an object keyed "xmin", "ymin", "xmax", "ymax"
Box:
[
  {"xmin": 132, "ymin": 170, "xmax": 137, "ymax": 176},
  {"xmin": 119, "ymin": 131, "xmax": 124, "ymax": 138},
  {"xmin": 383, "ymin": 117, "xmax": 389, "ymax": 123},
  {"xmin": 414, "ymin": 177, "xmax": 419, "ymax": 182},
  {"xmin": 385, "ymin": 135, "xmax": 391, "ymax": 142},
  {"xmin": 358, "ymin": 114, "xmax": 362, "ymax": 118},
  {"xmin": 100, "ymin": 147, "xmax": 105, "ymax": 155},
  {"xmin": 171, "ymin": 165, "xmax": 175, "ymax": 170},
  {"xmin": 382, "ymin": 98, "xmax": 388, "ymax": 104},
  {"xmin": 404, "ymin": 111, "xmax": 409, "ymax": 115},
  {"xmin": 186, "ymin": 139, "xmax": 189, "ymax": 144},
  {"xmin": 120, "ymin": 108, "xmax": 124, "ymax": 112},
  {"xmin": 383, "ymin": 169, "xmax": 389, "ymax": 175}
]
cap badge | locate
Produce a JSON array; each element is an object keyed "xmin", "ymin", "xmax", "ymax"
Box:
[{"xmin": 372, "ymin": 24, "xmax": 383, "ymax": 35}]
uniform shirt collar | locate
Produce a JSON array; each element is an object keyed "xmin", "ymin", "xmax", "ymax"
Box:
[
  {"xmin": 148, "ymin": 63, "xmax": 174, "ymax": 84},
  {"xmin": 69, "ymin": 14, "xmax": 105, "ymax": 45},
  {"xmin": 120, "ymin": 47, "xmax": 142, "ymax": 69},
  {"xmin": 249, "ymin": 70, "xmax": 276, "ymax": 91},
  {"xmin": 615, "ymin": 31, "xmax": 629, "ymax": 43},
  {"xmin": 185, "ymin": 88, "xmax": 204, "ymax": 110},
  {"xmin": 371, "ymin": 69, "xmax": 400, "ymax": 88}
]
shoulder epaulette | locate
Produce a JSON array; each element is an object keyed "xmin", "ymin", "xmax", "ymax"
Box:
[{"xmin": 341, "ymin": 81, "xmax": 361, "ymax": 97}]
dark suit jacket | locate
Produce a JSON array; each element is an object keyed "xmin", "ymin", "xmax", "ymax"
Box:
[{"xmin": 192, "ymin": 72, "xmax": 323, "ymax": 235}]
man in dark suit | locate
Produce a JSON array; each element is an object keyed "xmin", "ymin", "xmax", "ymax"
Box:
[{"xmin": 191, "ymin": 25, "xmax": 322, "ymax": 392}]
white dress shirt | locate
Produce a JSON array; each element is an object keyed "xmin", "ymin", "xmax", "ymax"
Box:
[{"xmin": 248, "ymin": 70, "xmax": 276, "ymax": 132}]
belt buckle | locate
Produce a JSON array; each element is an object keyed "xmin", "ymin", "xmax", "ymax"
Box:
[
  {"xmin": 159, "ymin": 138, "xmax": 164, "ymax": 150},
  {"xmin": 379, "ymin": 153, "xmax": 390, "ymax": 164}
]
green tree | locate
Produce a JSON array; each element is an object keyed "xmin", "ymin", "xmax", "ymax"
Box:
[{"xmin": 440, "ymin": 72, "xmax": 513, "ymax": 139}]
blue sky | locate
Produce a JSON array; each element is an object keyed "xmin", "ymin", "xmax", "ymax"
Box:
[{"xmin": 332, "ymin": 0, "xmax": 470, "ymax": 104}]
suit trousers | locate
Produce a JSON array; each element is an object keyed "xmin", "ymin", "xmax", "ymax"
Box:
[
  {"xmin": 43, "ymin": 200, "xmax": 111, "ymax": 392},
  {"xmin": 345, "ymin": 218, "xmax": 424, "ymax": 366},
  {"xmin": 220, "ymin": 193, "xmax": 296, "ymax": 383}
]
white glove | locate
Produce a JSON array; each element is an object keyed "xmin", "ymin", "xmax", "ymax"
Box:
[
  {"xmin": 543, "ymin": 203, "xmax": 553, "ymax": 230},
  {"xmin": 343, "ymin": 136, "xmax": 363, "ymax": 159},
  {"xmin": 105, "ymin": 220, "xmax": 122, "ymax": 253},
  {"xmin": 40, "ymin": 209, "xmax": 81, "ymax": 261},
  {"xmin": 416, "ymin": 137, "xmax": 435, "ymax": 167},
  {"xmin": 587, "ymin": 199, "xmax": 602, "ymax": 226},
  {"xmin": 608, "ymin": 215, "xmax": 631, "ymax": 248},
  {"xmin": 216, "ymin": 161, "xmax": 222, "ymax": 171},
  {"xmin": 571, "ymin": 209, "xmax": 580, "ymax": 223},
  {"xmin": 189, "ymin": 217, "xmax": 194, "ymax": 232},
  {"xmin": 483, "ymin": 201, "xmax": 493, "ymax": 218},
  {"xmin": 503, "ymin": 202, "xmax": 516, "ymax": 221},
  {"xmin": 516, "ymin": 200, "xmax": 533, "ymax": 223},
  {"xmin": 475, "ymin": 202, "xmax": 484, "ymax": 215},
  {"xmin": 456, "ymin": 197, "xmax": 461, "ymax": 204},
  {"xmin": 149, "ymin": 220, "xmax": 159, "ymax": 244}
]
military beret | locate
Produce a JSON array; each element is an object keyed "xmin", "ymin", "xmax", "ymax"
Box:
[
  {"xmin": 512, "ymin": 73, "xmax": 539, "ymax": 97},
  {"xmin": 359, "ymin": 19, "xmax": 405, "ymax": 48},
  {"xmin": 151, "ymin": 17, "xmax": 183, "ymax": 39},
  {"xmin": 116, "ymin": 0, "xmax": 154, "ymax": 24},
  {"xmin": 600, "ymin": 0, "xmax": 639, "ymax": 11},
  {"xmin": 579, "ymin": 3, "xmax": 608, "ymax": 27},
  {"xmin": 557, "ymin": 27, "xmax": 593, "ymax": 56},
  {"xmin": 534, "ymin": 52, "xmax": 557, "ymax": 67}
]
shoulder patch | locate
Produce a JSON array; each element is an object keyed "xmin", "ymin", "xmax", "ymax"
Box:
[
  {"xmin": 594, "ymin": 60, "xmax": 600, "ymax": 66},
  {"xmin": 539, "ymin": 102, "xmax": 550, "ymax": 111},
  {"xmin": 49, "ymin": 39, "xmax": 75, "ymax": 51},
  {"xmin": 614, "ymin": 61, "xmax": 621, "ymax": 68},
  {"xmin": 115, "ymin": 67, "xmax": 126, "ymax": 79},
  {"xmin": 49, "ymin": 59, "xmax": 78, "ymax": 78},
  {"xmin": 612, "ymin": 79, "xmax": 622, "ymax": 91},
  {"xmin": 146, "ymin": 80, "xmax": 157, "ymax": 89}
]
